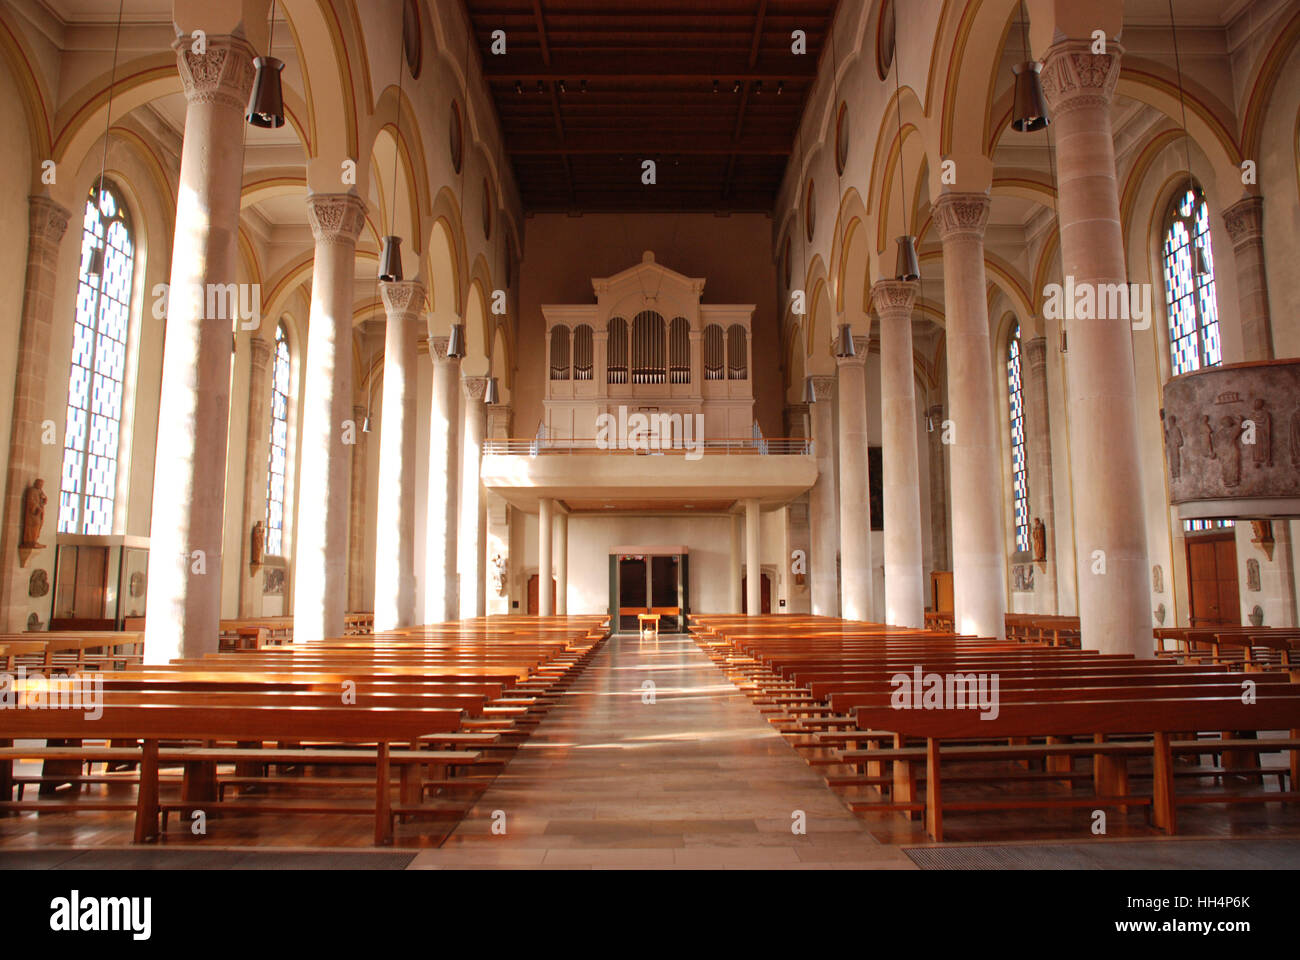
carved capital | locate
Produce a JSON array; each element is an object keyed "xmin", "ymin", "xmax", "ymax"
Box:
[
  {"xmin": 430, "ymin": 336, "xmax": 454, "ymax": 361},
  {"xmin": 27, "ymin": 195, "xmax": 70, "ymax": 252},
  {"xmin": 380, "ymin": 280, "xmax": 426, "ymax": 319},
  {"xmin": 1024, "ymin": 335, "xmax": 1048, "ymax": 370},
  {"xmin": 462, "ymin": 375, "xmax": 489, "ymax": 402},
  {"xmin": 173, "ymin": 35, "xmax": 257, "ymax": 111},
  {"xmin": 808, "ymin": 375, "xmax": 836, "ymax": 403},
  {"xmin": 871, "ymin": 279, "xmax": 918, "ymax": 318},
  {"xmin": 1222, "ymin": 195, "xmax": 1264, "ymax": 249},
  {"xmin": 248, "ymin": 333, "xmax": 273, "ymax": 368},
  {"xmin": 932, "ymin": 193, "xmax": 991, "ymax": 243},
  {"xmin": 353, "ymin": 403, "xmax": 368, "ymax": 420},
  {"xmin": 1039, "ymin": 40, "xmax": 1124, "ymax": 117},
  {"xmin": 306, "ymin": 193, "xmax": 367, "ymax": 245}
]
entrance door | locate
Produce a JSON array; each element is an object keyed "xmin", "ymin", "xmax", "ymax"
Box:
[
  {"xmin": 651, "ymin": 555, "xmax": 681, "ymax": 631},
  {"xmin": 527, "ymin": 574, "xmax": 556, "ymax": 615},
  {"xmin": 1186, "ymin": 532, "xmax": 1240, "ymax": 627},
  {"xmin": 741, "ymin": 574, "xmax": 772, "ymax": 614},
  {"xmin": 613, "ymin": 553, "xmax": 686, "ymax": 632}
]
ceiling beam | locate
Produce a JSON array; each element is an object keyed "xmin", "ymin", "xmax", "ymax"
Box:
[
  {"xmin": 747, "ymin": 0, "xmax": 769, "ymax": 68},
  {"xmin": 504, "ymin": 133, "xmax": 792, "ymax": 155},
  {"xmin": 482, "ymin": 52, "xmax": 818, "ymax": 80},
  {"xmin": 531, "ymin": 0, "xmax": 551, "ymax": 66}
]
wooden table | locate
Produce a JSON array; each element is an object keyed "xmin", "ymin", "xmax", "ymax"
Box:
[{"xmin": 637, "ymin": 614, "xmax": 661, "ymax": 640}]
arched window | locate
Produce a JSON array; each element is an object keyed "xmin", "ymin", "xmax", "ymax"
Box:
[
  {"xmin": 669, "ymin": 317, "xmax": 690, "ymax": 384},
  {"xmin": 1162, "ymin": 185, "xmax": 1221, "ymax": 376},
  {"xmin": 631, "ymin": 311, "xmax": 666, "ymax": 384},
  {"xmin": 265, "ymin": 322, "xmax": 291, "ymax": 557},
  {"xmin": 573, "ymin": 324, "xmax": 593, "ymax": 381},
  {"xmin": 607, "ymin": 317, "xmax": 628, "ymax": 384},
  {"xmin": 726, "ymin": 324, "xmax": 748, "ymax": 380},
  {"xmin": 58, "ymin": 180, "xmax": 134, "ymax": 535},
  {"xmin": 549, "ymin": 325, "xmax": 571, "ymax": 380},
  {"xmin": 1007, "ymin": 321, "xmax": 1030, "ymax": 553},
  {"xmin": 703, "ymin": 325, "xmax": 725, "ymax": 381}
]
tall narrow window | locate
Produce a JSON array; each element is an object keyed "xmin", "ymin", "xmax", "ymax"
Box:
[
  {"xmin": 549, "ymin": 325, "xmax": 571, "ymax": 380},
  {"xmin": 1007, "ymin": 322, "xmax": 1030, "ymax": 553},
  {"xmin": 703, "ymin": 324, "xmax": 725, "ymax": 381},
  {"xmin": 669, "ymin": 317, "xmax": 690, "ymax": 384},
  {"xmin": 1163, "ymin": 185, "xmax": 1221, "ymax": 377},
  {"xmin": 59, "ymin": 181, "xmax": 134, "ymax": 536},
  {"xmin": 726, "ymin": 324, "xmax": 748, "ymax": 380},
  {"xmin": 265, "ymin": 322, "xmax": 291, "ymax": 557},
  {"xmin": 607, "ymin": 317, "xmax": 628, "ymax": 384},
  {"xmin": 573, "ymin": 324, "xmax": 593, "ymax": 381}
]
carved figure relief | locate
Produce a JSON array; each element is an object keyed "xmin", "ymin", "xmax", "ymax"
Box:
[
  {"xmin": 491, "ymin": 554, "xmax": 509, "ymax": 596},
  {"xmin": 1246, "ymin": 558, "xmax": 1261, "ymax": 593},
  {"xmin": 1292, "ymin": 405, "xmax": 1300, "ymax": 466},
  {"xmin": 1249, "ymin": 605, "xmax": 1264, "ymax": 627},
  {"xmin": 1211, "ymin": 416, "xmax": 1242, "ymax": 486},
  {"xmin": 1163, "ymin": 414, "xmax": 1183, "ymax": 479},
  {"xmin": 28, "ymin": 569, "xmax": 49, "ymax": 597},
  {"xmin": 129, "ymin": 571, "xmax": 146, "ymax": 598},
  {"xmin": 1153, "ymin": 603, "xmax": 1167, "ymax": 626},
  {"xmin": 1012, "ymin": 563, "xmax": 1034, "ymax": 592},
  {"xmin": 1249, "ymin": 399, "xmax": 1271, "ymax": 468},
  {"xmin": 1152, "ymin": 564, "xmax": 1164, "ymax": 594},
  {"xmin": 264, "ymin": 567, "xmax": 285, "ymax": 596},
  {"xmin": 21, "ymin": 478, "xmax": 47, "ymax": 549},
  {"xmin": 27, "ymin": 613, "xmax": 42, "ymax": 631}
]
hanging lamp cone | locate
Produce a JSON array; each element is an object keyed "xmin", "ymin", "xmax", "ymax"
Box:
[
  {"xmin": 247, "ymin": 56, "xmax": 286, "ymax": 128},
  {"xmin": 1011, "ymin": 61, "xmax": 1051, "ymax": 132},
  {"xmin": 378, "ymin": 235, "xmax": 404, "ymax": 283},
  {"xmin": 447, "ymin": 323, "xmax": 466, "ymax": 359},
  {"xmin": 802, "ymin": 378, "xmax": 818, "ymax": 405},
  {"xmin": 895, "ymin": 235, "xmax": 920, "ymax": 282},
  {"xmin": 483, "ymin": 376, "xmax": 500, "ymax": 405},
  {"xmin": 834, "ymin": 323, "xmax": 856, "ymax": 358}
]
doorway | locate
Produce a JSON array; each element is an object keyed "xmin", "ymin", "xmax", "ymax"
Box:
[
  {"xmin": 527, "ymin": 574, "xmax": 556, "ymax": 615},
  {"xmin": 610, "ymin": 549, "xmax": 688, "ymax": 632},
  {"xmin": 1185, "ymin": 532, "xmax": 1240, "ymax": 627},
  {"xmin": 741, "ymin": 573, "xmax": 772, "ymax": 614}
]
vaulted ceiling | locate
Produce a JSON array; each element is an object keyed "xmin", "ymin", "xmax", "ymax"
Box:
[{"xmin": 463, "ymin": 0, "xmax": 839, "ymax": 213}]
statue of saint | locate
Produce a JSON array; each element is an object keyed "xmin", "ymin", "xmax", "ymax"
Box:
[
  {"xmin": 1164, "ymin": 414, "xmax": 1184, "ymax": 479},
  {"xmin": 21, "ymin": 479, "xmax": 47, "ymax": 550},
  {"xmin": 1031, "ymin": 517, "xmax": 1046, "ymax": 563},
  {"xmin": 1212, "ymin": 416, "xmax": 1242, "ymax": 487},
  {"xmin": 250, "ymin": 520, "xmax": 265, "ymax": 570},
  {"xmin": 1249, "ymin": 398, "xmax": 1271, "ymax": 468}
]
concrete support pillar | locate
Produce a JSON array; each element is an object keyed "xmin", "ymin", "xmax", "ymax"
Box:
[
  {"xmin": 292, "ymin": 193, "xmax": 367, "ymax": 645},
  {"xmin": 745, "ymin": 498, "xmax": 761, "ymax": 616},
  {"xmin": 836, "ymin": 345, "xmax": 873, "ymax": 622},
  {"xmin": 1023, "ymin": 336, "xmax": 1058, "ymax": 612},
  {"xmin": 927, "ymin": 403, "xmax": 950, "ymax": 573},
  {"xmin": 1040, "ymin": 40, "xmax": 1151, "ymax": 657},
  {"xmin": 0, "ymin": 197, "xmax": 70, "ymax": 631},
  {"xmin": 144, "ymin": 37, "xmax": 257, "ymax": 662},
  {"xmin": 459, "ymin": 376, "xmax": 488, "ymax": 618},
  {"xmin": 730, "ymin": 514, "xmax": 743, "ymax": 613},
  {"xmin": 425, "ymin": 337, "xmax": 461, "ymax": 622},
  {"xmin": 539, "ymin": 497, "xmax": 554, "ymax": 616},
  {"xmin": 807, "ymin": 376, "xmax": 840, "ymax": 617},
  {"xmin": 934, "ymin": 192, "xmax": 1007, "ymax": 641},
  {"xmin": 238, "ymin": 332, "xmax": 273, "ymax": 615},
  {"xmin": 373, "ymin": 281, "xmax": 424, "ymax": 631},
  {"xmin": 1221, "ymin": 196, "xmax": 1273, "ymax": 362},
  {"xmin": 555, "ymin": 510, "xmax": 568, "ymax": 615},
  {"xmin": 346, "ymin": 402, "xmax": 369, "ymax": 615},
  {"xmin": 874, "ymin": 280, "xmax": 925, "ymax": 628}
]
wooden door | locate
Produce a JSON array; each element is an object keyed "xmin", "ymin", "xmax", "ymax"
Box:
[
  {"xmin": 1186, "ymin": 533, "xmax": 1240, "ymax": 627},
  {"xmin": 741, "ymin": 574, "xmax": 772, "ymax": 614},
  {"xmin": 527, "ymin": 574, "xmax": 555, "ymax": 615}
]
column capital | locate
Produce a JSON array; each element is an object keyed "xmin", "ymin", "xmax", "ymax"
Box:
[
  {"xmin": 1024, "ymin": 335, "xmax": 1048, "ymax": 369},
  {"xmin": 808, "ymin": 375, "xmax": 836, "ymax": 403},
  {"xmin": 353, "ymin": 403, "xmax": 368, "ymax": 420},
  {"xmin": 27, "ymin": 195, "xmax": 70, "ymax": 252},
  {"xmin": 379, "ymin": 279, "xmax": 426, "ymax": 319},
  {"xmin": 1039, "ymin": 40, "xmax": 1124, "ymax": 117},
  {"xmin": 173, "ymin": 34, "xmax": 257, "ymax": 111},
  {"xmin": 1222, "ymin": 195, "xmax": 1264, "ymax": 249},
  {"xmin": 462, "ymin": 375, "xmax": 489, "ymax": 401},
  {"xmin": 871, "ymin": 279, "xmax": 918, "ymax": 317},
  {"xmin": 430, "ymin": 336, "xmax": 457, "ymax": 362},
  {"xmin": 306, "ymin": 193, "xmax": 367, "ymax": 245},
  {"xmin": 248, "ymin": 332, "xmax": 273, "ymax": 367},
  {"xmin": 933, "ymin": 193, "xmax": 991, "ymax": 242},
  {"xmin": 927, "ymin": 403, "xmax": 945, "ymax": 420}
]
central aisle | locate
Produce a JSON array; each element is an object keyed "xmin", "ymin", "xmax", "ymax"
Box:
[{"xmin": 410, "ymin": 632, "xmax": 916, "ymax": 869}]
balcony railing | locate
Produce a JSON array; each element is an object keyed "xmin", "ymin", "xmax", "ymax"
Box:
[{"xmin": 482, "ymin": 436, "xmax": 813, "ymax": 456}]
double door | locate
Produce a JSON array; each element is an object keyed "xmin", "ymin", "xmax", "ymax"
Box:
[{"xmin": 612, "ymin": 553, "xmax": 687, "ymax": 632}]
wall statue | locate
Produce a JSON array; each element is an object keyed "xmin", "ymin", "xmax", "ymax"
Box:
[
  {"xmin": 1031, "ymin": 518, "xmax": 1046, "ymax": 564},
  {"xmin": 28, "ymin": 568, "xmax": 49, "ymax": 597},
  {"xmin": 20, "ymin": 478, "xmax": 47, "ymax": 550},
  {"xmin": 1151, "ymin": 564, "xmax": 1163, "ymax": 594},
  {"xmin": 249, "ymin": 520, "xmax": 265, "ymax": 573},
  {"xmin": 1246, "ymin": 558, "xmax": 1261, "ymax": 593},
  {"xmin": 491, "ymin": 554, "xmax": 509, "ymax": 596}
]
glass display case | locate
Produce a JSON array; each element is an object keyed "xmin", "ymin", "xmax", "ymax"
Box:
[{"xmin": 49, "ymin": 535, "xmax": 148, "ymax": 630}]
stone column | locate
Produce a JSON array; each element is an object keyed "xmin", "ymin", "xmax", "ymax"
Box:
[
  {"xmin": 538, "ymin": 497, "xmax": 554, "ymax": 616},
  {"xmin": 1221, "ymin": 196, "xmax": 1273, "ymax": 362},
  {"xmin": 143, "ymin": 38, "xmax": 256, "ymax": 662},
  {"xmin": 1023, "ymin": 336, "xmax": 1058, "ymax": 611},
  {"xmin": 1040, "ymin": 41, "xmax": 1151, "ymax": 657},
  {"xmin": 807, "ymin": 376, "xmax": 840, "ymax": 617},
  {"xmin": 373, "ymin": 281, "xmax": 423, "ymax": 631},
  {"xmin": 238, "ymin": 332, "xmax": 273, "ymax": 616},
  {"xmin": 459, "ymin": 376, "xmax": 488, "ymax": 618},
  {"xmin": 0, "ymin": 197, "xmax": 70, "ymax": 631},
  {"xmin": 425, "ymin": 337, "xmax": 461, "ymax": 622},
  {"xmin": 874, "ymin": 280, "xmax": 925, "ymax": 628},
  {"xmin": 836, "ymin": 343, "xmax": 873, "ymax": 622},
  {"xmin": 934, "ymin": 193, "xmax": 1007, "ymax": 641},
  {"xmin": 730, "ymin": 514, "xmax": 743, "ymax": 613},
  {"xmin": 927, "ymin": 403, "xmax": 950, "ymax": 572},
  {"xmin": 555, "ymin": 511, "xmax": 568, "ymax": 615},
  {"xmin": 346, "ymin": 402, "xmax": 369, "ymax": 615},
  {"xmin": 292, "ymin": 193, "xmax": 367, "ymax": 645},
  {"xmin": 745, "ymin": 498, "xmax": 762, "ymax": 615}
]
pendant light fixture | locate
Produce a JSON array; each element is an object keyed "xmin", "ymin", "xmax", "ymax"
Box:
[
  {"xmin": 447, "ymin": 323, "xmax": 466, "ymax": 359},
  {"xmin": 247, "ymin": 0, "xmax": 286, "ymax": 128},
  {"xmin": 802, "ymin": 377, "xmax": 818, "ymax": 405},
  {"xmin": 378, "ymin": 3, "xmax": 409, "ymax": 283},
  {"xmin": 1010, "ymin": 1, "xmax": 1050, "ymax": 133},
  {"xmin": 378, "ymin": 235, "xmax": 403, "ymax": 283},
  {"xmin": 88, "ymin": 0, "xmax": 126, "ymax": 279},
  {"xmin": 891, "ymin": 6, "xmax": 919, "ymax": 281},
  {"xmin": 1168, "ymin": 0, "xmax": 1209, "ymax": 279},
  {"xmin": 834, "ymin": 323, "xmax": 856, "ymax": 358},
  {"xmin": 483, "ymin": 376, "xmax": 501, "ymax": 405}
]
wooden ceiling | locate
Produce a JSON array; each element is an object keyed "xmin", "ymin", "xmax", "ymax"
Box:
[{"xmin": 464, "ymin": 0, "xmax": 839, "ymax": 212}]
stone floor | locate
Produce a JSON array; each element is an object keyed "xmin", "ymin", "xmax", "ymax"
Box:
[{"xmin": 408, "ymin": 632, "xmax": 916, "ymax": 869}]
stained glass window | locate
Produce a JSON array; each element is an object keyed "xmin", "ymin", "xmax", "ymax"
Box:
[
  {"xmin": 265, "ymin": 322, "xmax": 291, "ymax": 557},
  {"xmin": 1007, "ymin": 321, "xmax": 1030, "ymax": 553},
  {"xmin": 1162, "ymin": 185, "xmax": 1221, "ymax": 377},
  {"xmin": 58, "ymin": 181, "xmax": 134, "ymax": 536}
]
